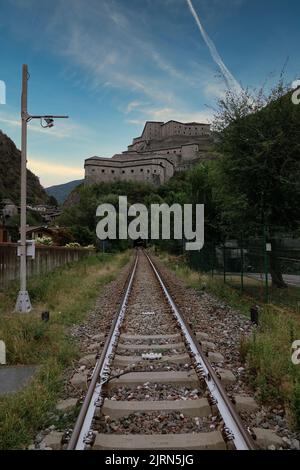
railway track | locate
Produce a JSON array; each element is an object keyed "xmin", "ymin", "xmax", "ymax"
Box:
[{"xmin": 67, "ymin": 249, "xmax": 255, "ymax": 451}]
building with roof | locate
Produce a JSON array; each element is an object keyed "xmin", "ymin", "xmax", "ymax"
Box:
[
  {"xmin": 85, "ymin": 120, "xmax": 214, "ymax": 186},
  {"xmin": 26, "ymin": 226, "xmax": 74, "ymax": 246}
]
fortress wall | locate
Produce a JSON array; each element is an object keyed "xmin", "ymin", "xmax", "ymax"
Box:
[
  {"xmin": 162, "ymin": 121, "xmax": 210, "ymax": 138},
  {"xmin": 128, "ymin": 134, "xmax": 211, "ymax": 153},
  {"xmin": 181, "ymin": 144, "xmax": 199, "ymax": 160},
  {"xmin": 84, "ymin": 120, "xmax": 213, "ymax": 186},
  {"xmin": 129, "ymin": 121, "xmax": 211, "ymax": 148},
  {"xmin": 85, "ymin": 158, "xmax": 174, "ymax": 186},
  {"xmin": 141, "ymin": 122, "xmax": 163, "ymax": 140}
]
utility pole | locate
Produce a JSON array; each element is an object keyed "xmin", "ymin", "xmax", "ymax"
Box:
[
  {"xmin": 15, "ymin": 65, "xmax": 68, "ymax": 313},
  {"xmin": 15, "ymin": 65, "xmax": 31, "ymax": 313}
]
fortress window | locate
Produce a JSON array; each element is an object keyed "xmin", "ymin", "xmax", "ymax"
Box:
[
  {"xmin": 122, "ymin": 170, "xmax": 125, "ymax": 174},
  {"xmin": 147, "ymin": 169, "xmax": 150, "ymax": 173},
  {"xmin": 131, "ymin": 169, "xmax": 134, "ymax": 173},
  {"xmin": 140, "ymin": 168, "xmax": 143, "ymax": 172},
  {"xmin": 102, "ymin": 169, "xmax": 105, "ymax": 173},
  {"xmin": 111, "ymin": 170, "xmax": 115, "ymax": 173}
]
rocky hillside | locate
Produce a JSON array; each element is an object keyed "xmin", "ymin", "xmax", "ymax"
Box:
[{"xmin": 0, "ymin": 129, "xmax": 50, "ymax": 204}]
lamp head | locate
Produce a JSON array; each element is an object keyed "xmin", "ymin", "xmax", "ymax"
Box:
[
  {"xmin": 44, "ymin": 118, "xmax": 54, "ymax": 128},
  {"xmin": 40, "ymin": 117, "xmax": 54, "ymax": 128}
]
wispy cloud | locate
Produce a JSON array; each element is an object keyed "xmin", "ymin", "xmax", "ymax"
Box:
[
  {"xmin": 203, "ymin": 82, "xmax": 226, "ymax": 99},
  {"xmin": 124, "ymin": 101, "xmax": 147, "ymax": 114},
  {"xmin": 125, "ymin": 119, "xmax": 145, "ymax": 126},
  {"xmin": 44, "ymin": 0, "xmax": 221, "ymax": 110},
  {"xmin": 126, "ymin": 105, "xmax": 213, "ymax": 125},
  {"xmin": 186, "ymin": 0, "xmax": 242, "ymax": 93},
  {"xmin": 28, "ymin": 157, "xmax": 83, "ymax": 186},
  {"xmin": 5, "ymin": 0, "xmax": 234, "ymax": 161}
]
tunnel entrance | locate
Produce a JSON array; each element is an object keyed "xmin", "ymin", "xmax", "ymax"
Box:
[{"xmin": 133, "ymin": 238, "xmax": 148, "ymax": 248}]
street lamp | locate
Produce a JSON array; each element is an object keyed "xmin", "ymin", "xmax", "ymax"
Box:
[{"xmin": 15, "ymin": 64, "xmax": 68, "ymax": 313}]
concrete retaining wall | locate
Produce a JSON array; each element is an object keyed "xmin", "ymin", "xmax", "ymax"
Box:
[{"xmin": 0, "ymin": 243, "xmax": 93, "ymax": 287}]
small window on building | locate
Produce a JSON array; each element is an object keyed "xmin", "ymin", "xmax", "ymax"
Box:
[
  {"xmin": 111, "ymin": 170, "xmax": 115, "ymax": 173},
  {"xmin": 131, "ymin": 169, "xmax": 134, "ymax": 173},
  {"xmin": 102, "ymin": 169, "xmax": 105, "ymax": 173},
  {"xmin": 140, "ymin": 168, "xmax": 143, "ymax": 172},
  {"xmin": 147, "ymin": 169, "xmax": 150, "ymax": 173},
  {"xmin": 122, "ymin": 170, "xmax": 125, "ymax": 174}
]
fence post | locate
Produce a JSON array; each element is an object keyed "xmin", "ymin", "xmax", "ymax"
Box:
[
  {"xmin": 240, "ymin": 245, "xmax": 244, "ymax": 292},
  {"xmin": 264, "ymin": 245, "xmax": 269, "ymax": 303},
  {"xmin": 211, "ymin": 243, "xmax": 214, "ymax": 279},
  {"xmin": 263, "ymin": 226, "xmax": 269, "ymax": 303},
  {"xmin": 223, "ymin": 244, "xmax": 226, "ymax": 284}
]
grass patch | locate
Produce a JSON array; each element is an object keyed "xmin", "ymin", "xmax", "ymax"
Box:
[
  {"xmin": 0, "ymin": 251, "xmax": 130, "ymax": 449},
  {"xmin": 158, "ymin": 252, "xmax": 251, "ymax": 316},
  {"xmin": 245, "ymin": 310, "xmax": 300, "ymax": 429},
  {"xmin": 158, "ymin": 250, "xmax": 300, "ymax": 430},
  {"xmin": 215, "ymin": 273, "xmax": 300, "ymax": 311}
]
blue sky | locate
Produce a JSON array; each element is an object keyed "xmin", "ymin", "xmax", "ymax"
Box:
[{"xmin": 0, "ymin": 0, "xmax": 299, "ymax": 186}]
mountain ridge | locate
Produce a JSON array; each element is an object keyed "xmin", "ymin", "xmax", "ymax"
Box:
[{"xmin": 46, "ymin": 179, "xmax": 83, "ymax": 205}]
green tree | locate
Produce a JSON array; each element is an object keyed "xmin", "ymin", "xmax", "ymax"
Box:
[{"xmin": 213, "ymin": 80, "xmax": 300, "ymax": 287}]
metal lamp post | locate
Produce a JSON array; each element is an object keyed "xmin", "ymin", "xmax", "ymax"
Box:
[{"xmin": 15, "ymin": 64, "xmax": 68, "ymax": 313}]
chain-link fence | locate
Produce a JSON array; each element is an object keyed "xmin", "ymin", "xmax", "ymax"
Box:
[{"xmin": 187, "ymin": 239, "xmax": 300, "ymax": 310}]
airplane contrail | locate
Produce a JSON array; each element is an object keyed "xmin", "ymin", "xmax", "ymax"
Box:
[{"xmin": 186, "ymin": 0, "xmax": 243, "ymax": 94}]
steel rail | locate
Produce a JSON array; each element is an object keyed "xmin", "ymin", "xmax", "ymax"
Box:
[
  {"xmin": 145, "ymin": 250, "xmax": 255, "ymax": 451},
  {"xmin": 67, "ymin": 253, "xmax": 139, "ymax": 450}
]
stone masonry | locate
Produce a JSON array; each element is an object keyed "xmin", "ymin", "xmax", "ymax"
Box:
[{"xmin": 85, "ymin": 120, "xmax": 214, "ymax": 186}]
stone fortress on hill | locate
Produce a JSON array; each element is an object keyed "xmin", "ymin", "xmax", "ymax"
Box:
[{"xmin": 84, "ymin": 120, "xmax": 214, "ymax": 186}]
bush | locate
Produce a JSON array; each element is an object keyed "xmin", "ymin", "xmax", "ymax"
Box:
[{"xmin": 36, "ymin": 236, "xmax": 53, "ymax": 246}]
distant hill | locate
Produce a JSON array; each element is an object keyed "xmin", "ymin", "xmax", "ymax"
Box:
[
  {"xmin": 0, "ymin": 129, "xmax": 51, "ymax": 205},
  {"xmin": 46, "ymin": 179, "xmax": 83, "ymax": 205}
]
